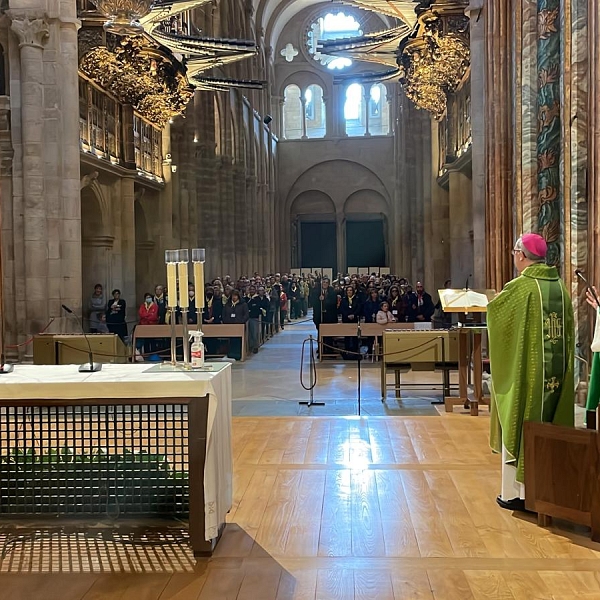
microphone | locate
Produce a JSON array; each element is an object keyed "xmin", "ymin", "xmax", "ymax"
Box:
[
  {"xmin": 61, "ymin": 304, "xmax": 102, "ymax": 373},
  {"xmin": 465, "ymin": 274, "xmax": 472, "ymax": 291},
  {"xmin": 576, "ymin": 270, "xmax": 600, "ymax": 306}
]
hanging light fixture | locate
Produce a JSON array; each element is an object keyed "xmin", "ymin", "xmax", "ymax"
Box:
[
  {"xmin": 397, "ymin": 3, "xmax": 470, "ymax": 120},
  {"xmin": 89, "ymin": 0, "xmax": 153, "ymax": 35}
]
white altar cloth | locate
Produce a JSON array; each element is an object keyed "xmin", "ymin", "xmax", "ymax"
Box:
[{"xmin": 0, "ymin": 363, "xmax": 232, "ymax": 541}]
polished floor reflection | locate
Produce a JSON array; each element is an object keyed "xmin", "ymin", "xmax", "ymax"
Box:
[{"xmin": 232, "ymin": 319, "xmax": 454, "ymax": 417}]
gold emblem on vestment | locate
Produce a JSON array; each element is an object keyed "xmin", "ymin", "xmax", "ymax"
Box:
[
  {"xmin": 544, "ymin": 312, "xmax": 562, "ymax": 344},
  {"xmin": 546, "ymin": 377, "xmax": 560, "ymax": 392}
]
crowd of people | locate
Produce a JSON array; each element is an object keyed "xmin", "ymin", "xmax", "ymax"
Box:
[{"xmin": 86, "ymin": 272, "xmax": 447, "ymax": 360}]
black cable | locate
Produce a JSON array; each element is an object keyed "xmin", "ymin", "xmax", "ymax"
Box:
[{"xmin": 300, "ymin": 338, "xmax": 318, "ymax": 391}]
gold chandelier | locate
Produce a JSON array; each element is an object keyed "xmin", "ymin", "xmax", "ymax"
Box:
[
  {"xmin": 398, "ymin": 8, "xmax": 470, "ymax": 119},
  {"xmin": 89, "ymin": 0, "xmax": 153, "ymax": 35}
]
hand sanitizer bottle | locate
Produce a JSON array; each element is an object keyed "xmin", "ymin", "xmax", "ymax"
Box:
[{"xmin": 189, "ymin": 330, "xmax": 205, "ymax": 369}]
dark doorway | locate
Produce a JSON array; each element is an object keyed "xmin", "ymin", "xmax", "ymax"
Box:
[
  {"xmin": 300, "ymin": 221, "xmax": 337, "ymax": 270},
  {"xmin": 346, "ymin": 220, "xmax": 385, "ymax": 267}
]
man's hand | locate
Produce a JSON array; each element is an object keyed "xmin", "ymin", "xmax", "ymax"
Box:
[
  {"xmin": 319, "ymin": 295, "xmax": 324, "ymax": 301},
  {"xmin": 587, "ymin": 286, "xmax": 599, "ymax": 310}
]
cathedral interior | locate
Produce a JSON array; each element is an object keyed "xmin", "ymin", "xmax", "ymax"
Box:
[{"xmin": 0, "ymin": 0, "xmax": 600, "ymax": 598}]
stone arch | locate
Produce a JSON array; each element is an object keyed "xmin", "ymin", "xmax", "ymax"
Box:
[
  {"xmin": 344, "ymin": 189, "xmax": 389, "ymax": 216},
  {"xmin": 290, "ymin": 189, "xmax": 336, "ymax": 218},
  {"xmin": 134, "ymin": 199, "xmax": 154, "ymax": 304},
  {"xmin": 283, "ymin": 83, "xmax": 302, "ymax": 140},
  {"xmin": 290, "ymin": 190, "xmax": 337, "ymax": 269},
  {"xmin": 344, "ymin": 189, "xmax": 389, "ymax": 268},
  {"xmin": 81, "ymin": 184, "xmax": 113, "ymax": 330},
  {"xmin": 278, "ymin": 70, "xmax": 328, "ymax": 98},
  {"xmin": 285, "ymin": 159, "xmax": 391, "ymax": 216}
]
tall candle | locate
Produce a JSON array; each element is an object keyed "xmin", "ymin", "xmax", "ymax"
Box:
[
  {"xmin": 178, "ymin": 261, "xmax": 189, "ymax": 308},
  {"xmin": 194, "ymin": 262, "xmax": 205, "ymax": 309},
  {"xmin": 166, "ymin": 263, "xmax": 177, "ymax": 308}
]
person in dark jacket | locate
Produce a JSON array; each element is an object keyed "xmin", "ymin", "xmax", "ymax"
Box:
[
  {"xmin": 407, "ymin": 281, "xmax": 435, "ymax": 323},
  {"xmin": 246, "ymin": 285, "xmax": 269, "ymax": 353},
  {"xmin": 310, "ymin": 277, "xmax": 338, "ymax": 358},
  {"xmin": 338, "ymin": 285, "xmax": 362, "ymax": 359},
  {"xmin": 388, "ymin": 285, "xmax": 405, "ymax": 323},
  {"xmin": 222, "ymin": 289, "xmax": 249, "ymax": 359},
  {"xmin": 106, "ymin": 289, "xmax": 127, "ymax": 342},
  {"xmin": 362, "ymin": 288, "xmax": 381, "ymax": 354},
  {"xmin": 363, "ymin": 289, "xmax": 381, "ymax": 324}
]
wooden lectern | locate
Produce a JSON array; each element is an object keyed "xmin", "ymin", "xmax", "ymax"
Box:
[{"xmin": 439, "ymin": 289, "xmax": 496, "ymax": 416}]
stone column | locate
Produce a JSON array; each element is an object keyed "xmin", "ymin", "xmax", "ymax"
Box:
[
  {"xmin": 336, "ymin": 213, "xmax": 346, "ymax": 274},
  {"xmin": 448, "ymin": 169, "xmax": 474, "ymax": 288},
  {"xmin": 536, "ymin": 0, "xmax": 562, "ymax": 265},
  {"xmin": 485, "ymin": 0, "xmax": 515, "ymax": 290},
  {"xmin": 466, "ymin": 0, "xmax": 486, "ymax": 289},
  {"xmin": 58, "ymin": 12, "xmax": 83, "ymax": 319},
  {"xmin": 364, "ymin": 86, "xmax": 371, "ymax": 136},
  {"xmin": 233, "ymin": 165, "xmax": 247, "ymax": 276},
  {"xmin": 120, "ymin": 177, "xmax": 136, "ymax": 325},
  {"xmin": 10, "ymin": 18, "xmax": 50, "ymax": 343},
  {"xmin": 429, "ymin": 120, "xmax": 450, "ymax": 289},
  {"xmin": 300, "ymin": 96, "xmax": 308, "ymax": 139}
]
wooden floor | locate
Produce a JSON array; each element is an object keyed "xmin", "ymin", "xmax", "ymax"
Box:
[{"xmin": 2, "ymin": 415, "xmax": 600, "ymax": 599}]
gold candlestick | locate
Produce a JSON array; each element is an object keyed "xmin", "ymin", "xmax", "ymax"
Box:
[
  {"xmin": 192, "ymin": 248, "xmax": 206, "ymax": 310},
  {"xmin": 165, "ymin": 250, "xmax": 179, "ymax": 309},
  {"xmin": 178, "ymin": 249, "xmax": 190, "ymax": 309}
]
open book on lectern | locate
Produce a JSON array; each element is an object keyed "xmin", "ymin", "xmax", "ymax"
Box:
[{"xmin": 438, "ymin": 289, "xmax": 496, "ymax": 313}]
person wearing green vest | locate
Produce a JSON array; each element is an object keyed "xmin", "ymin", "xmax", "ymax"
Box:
[{"xmin": 488, "ymin": 233, "xmax": 575, "ymax": 512}]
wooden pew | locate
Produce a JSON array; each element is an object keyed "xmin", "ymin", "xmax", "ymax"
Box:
[
  {"xmin": 133, "ymin": 324, "xmax": 247, "ymax": 362},
  {"xmin": 317, "ymin": 322, "xmax": 415, "ymax": 361}
]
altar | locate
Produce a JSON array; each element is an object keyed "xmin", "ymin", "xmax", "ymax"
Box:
[{"xmin": 0, "ymin": 363, "xmax": 232, "ymax": 557}]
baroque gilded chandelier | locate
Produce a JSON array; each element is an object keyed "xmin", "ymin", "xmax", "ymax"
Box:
[
  {"xmin": 89, "ymin": 0, "xmax": 153, "ymax": 35},
  {"xmin": 80, "ymin": 0, "xmax": 261, "ymax": 125},
  {"xmin": 398, "ymin": 8, "xmax": 470, "ymax": 120}
]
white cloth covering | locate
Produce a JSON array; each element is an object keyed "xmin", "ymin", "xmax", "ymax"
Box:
[
  {"xmin": 501, "ymin": 445, "xmax": 525, "ymax": 501},
  {"xmin": 0, "ymin": 363, "xmax": 233, "ymax": 541}
]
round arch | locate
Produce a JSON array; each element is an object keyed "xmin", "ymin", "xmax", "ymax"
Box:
[
  {"xmin": 285, "ymin": 159, "xmax": 392, "ymax": 216},
  {"xmin": 81, "ymin": 184, "xmax": 113, "ymax": 330}
]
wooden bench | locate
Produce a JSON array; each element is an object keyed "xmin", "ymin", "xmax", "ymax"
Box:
[
  {"xmin": 133, "ymin": 324, "xmax": 248, "ymax": 362},
  {"xmin": 380, "ymin": 329, "xmax": 459, "ymax": 400}
]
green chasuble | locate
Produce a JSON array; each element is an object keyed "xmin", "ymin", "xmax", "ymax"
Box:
[
  {"xmin": 488, "ymin": 264, "xmax": 575, "ymax": 484},
  {"xmin": 587, "ymin": 352, "xmax": 600, "ymax": 411}
]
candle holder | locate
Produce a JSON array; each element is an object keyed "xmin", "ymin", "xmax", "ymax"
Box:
[
  {"xmin": 165, "ymin": 250, "xmax": 179, "ymax": 366},
  {"xmin": 178, "ymin": 249, "xmax": 191, "ymax": 367},
  {"xmin": 192, "ymin": 248, "xmax": 206, "ymax": 331}
]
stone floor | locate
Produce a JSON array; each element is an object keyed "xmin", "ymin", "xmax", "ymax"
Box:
[{"xmin": 231, "ymin": 318, "xmax": 461, "ymax": 418}]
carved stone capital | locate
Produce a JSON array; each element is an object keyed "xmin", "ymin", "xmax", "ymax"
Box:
[
  {"xmin": 80, "ymin": 171, "xmax": 99, "ymax": 190},
  {"xmin": 10, "ymin": 18, "xmax": 49, "ymax": 49}
]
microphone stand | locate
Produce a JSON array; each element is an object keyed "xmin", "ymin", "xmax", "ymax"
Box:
[{"xmin": 61, "ymin": 304, "xmax": 102, "ymax": 372}]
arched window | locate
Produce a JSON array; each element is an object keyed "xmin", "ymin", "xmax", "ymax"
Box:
[
  {"xmin": 305, "ymin": 84, "xmax": 326, "ymax": 139},
  {"xmin": 283, "ymin": 84, "xmax": 302, "ymax": 140},
  {"xmin": 344, "ymin": 83, "xmax": 365, "ymax": 136},
  {"xmin": 369, "ymin": 84, "xmax": 390, "ymax": 136},
  {"xmin": 307, "ymin": 12, "xmax": 362, "ymax": 71}
]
